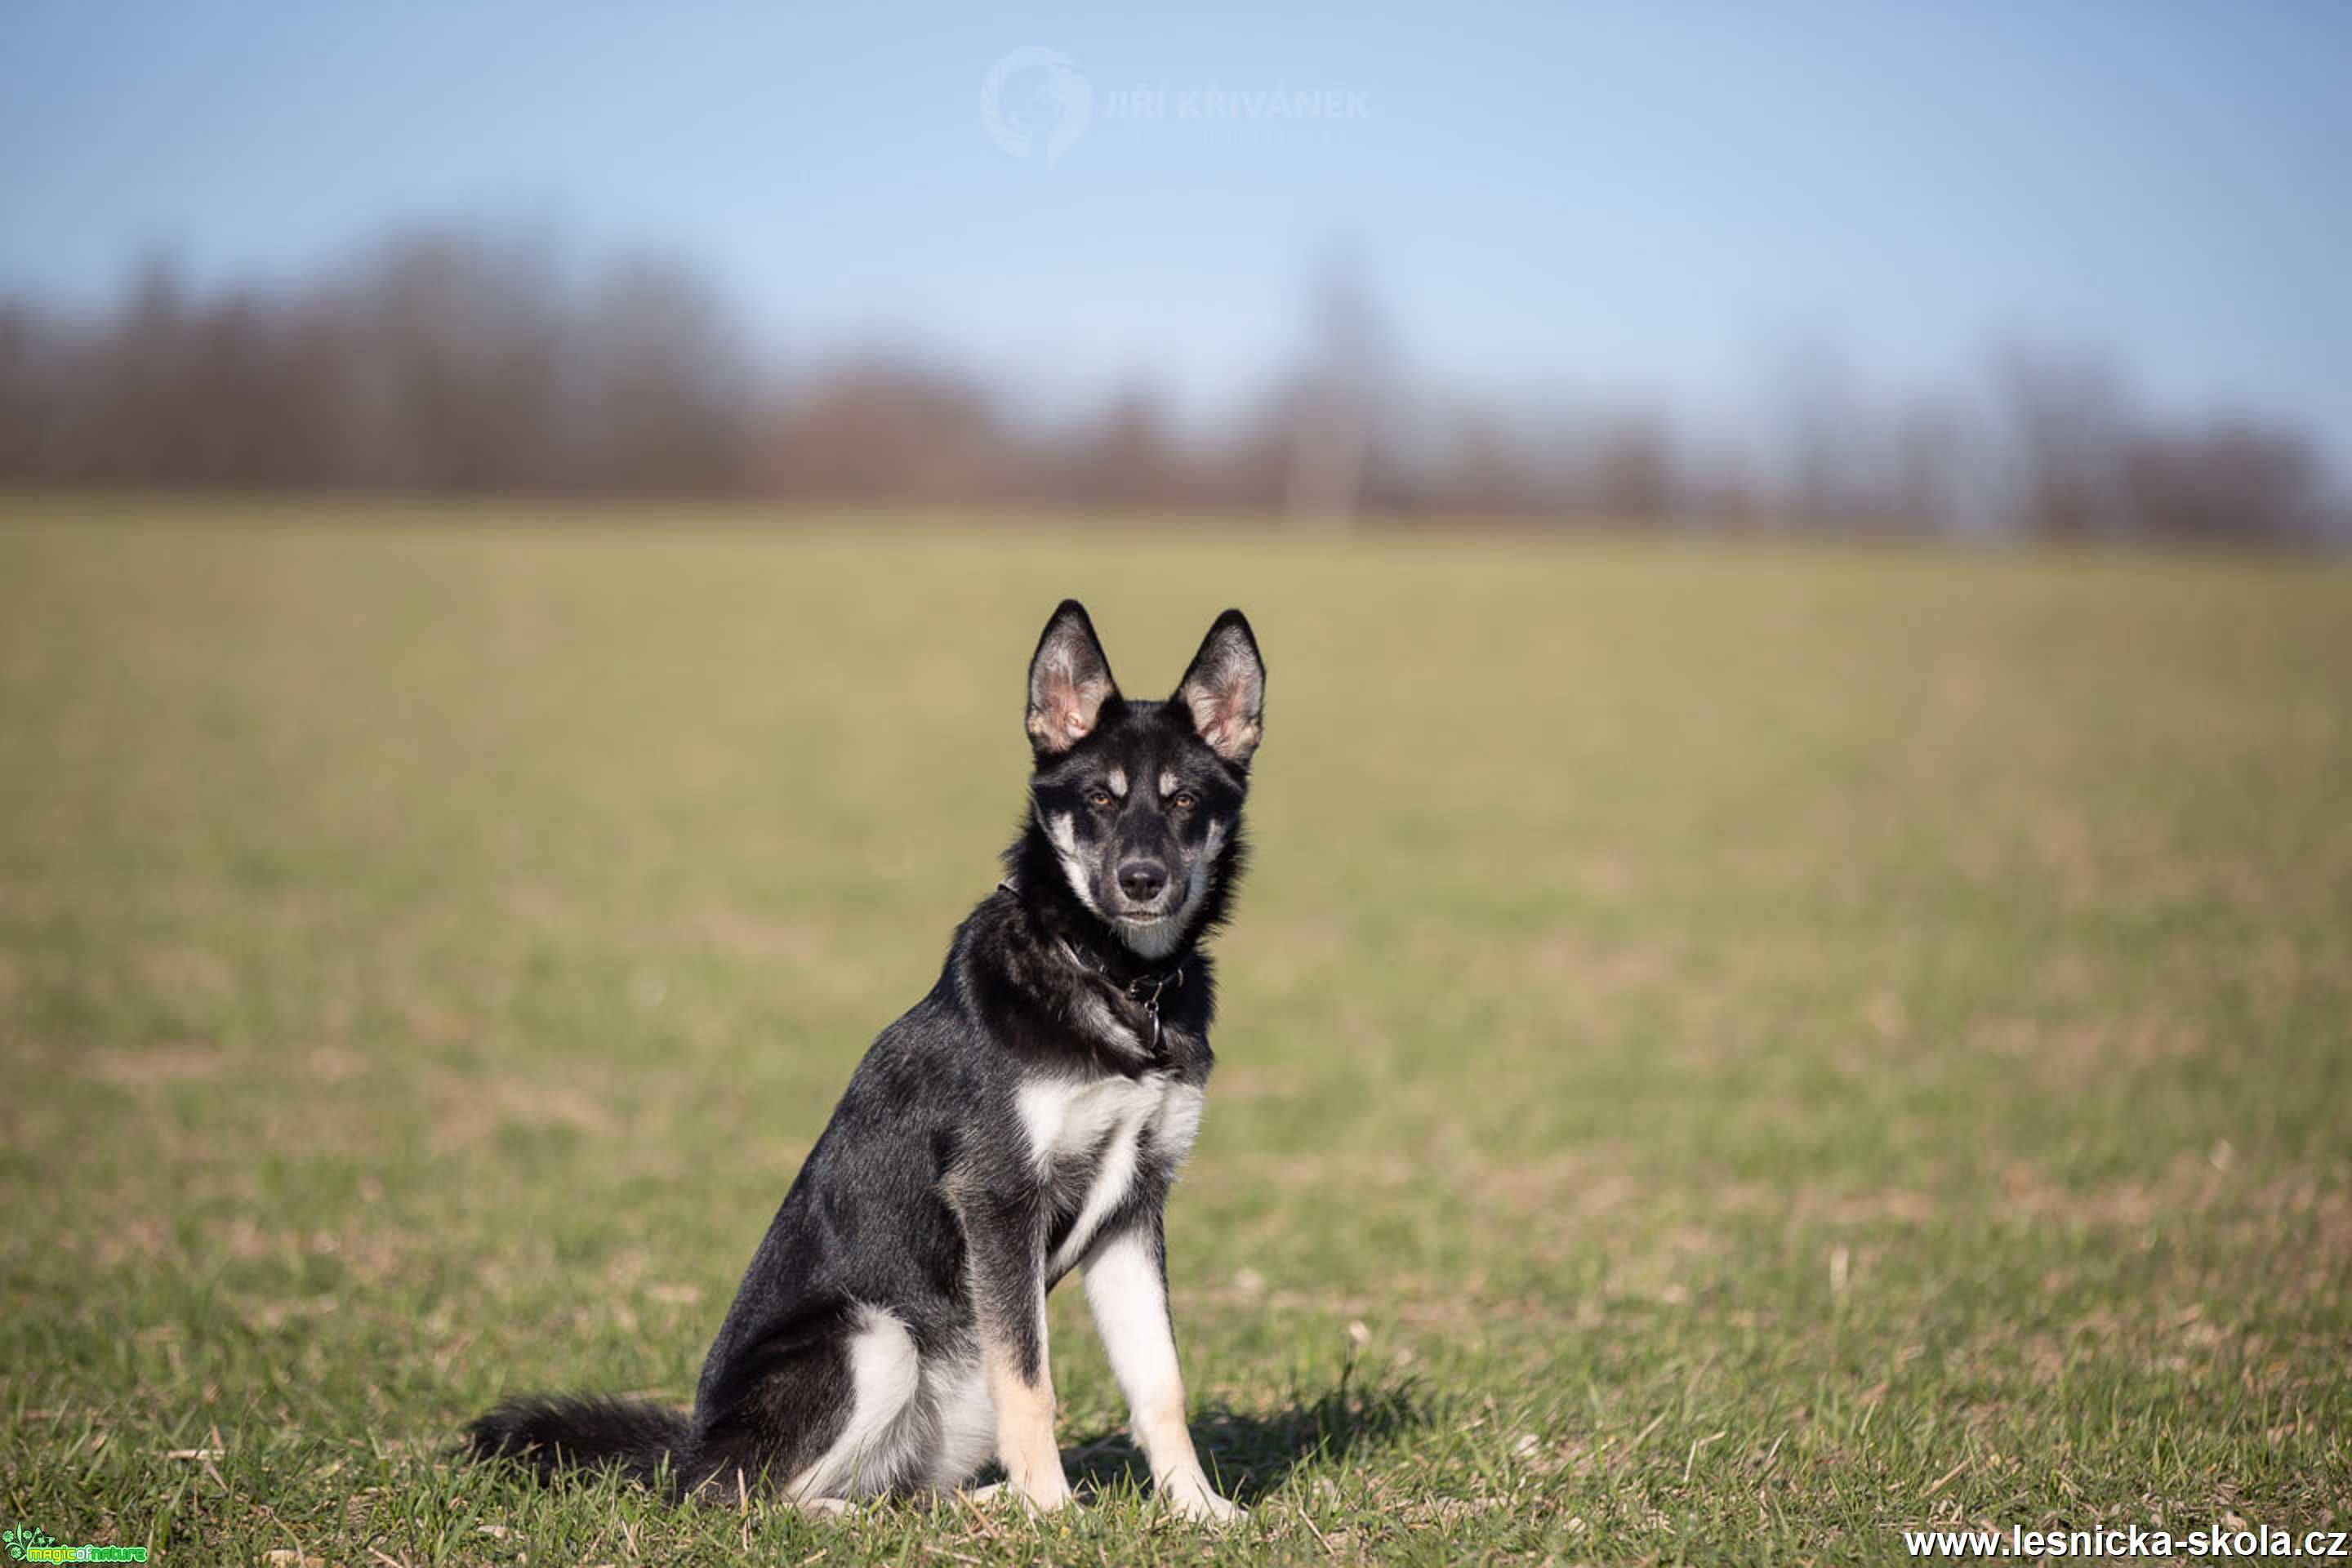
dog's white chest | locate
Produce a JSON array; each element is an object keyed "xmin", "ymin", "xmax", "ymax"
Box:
[{"xmin": 1018, "ymin": 1073, "xmax": 1205, "ymax": 1276}]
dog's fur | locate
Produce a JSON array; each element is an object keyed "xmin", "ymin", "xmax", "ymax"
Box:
[{"xmin": 466, "ymin": 601, "xmax": 1266, "ymax": 1521}]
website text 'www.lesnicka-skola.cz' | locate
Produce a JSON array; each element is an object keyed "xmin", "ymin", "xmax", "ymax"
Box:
[{"xmin": 1901, "ymin": 1524, "xmax": 2350, "ymax": 1559}]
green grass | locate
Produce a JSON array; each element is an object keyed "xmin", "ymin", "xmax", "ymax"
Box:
[{"xmin": 2, "ymin": 496, "xmax": 2347, "ymax": 1566}]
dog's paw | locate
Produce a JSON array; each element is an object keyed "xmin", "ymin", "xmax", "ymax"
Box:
[
  {"xmin": 1164, "ymin": 1480, "xmax": 1245, "ymax": 1525},
  {"xmin": 995, "ymin": 1476, "xmax": 1076, "ymax": 1516}
]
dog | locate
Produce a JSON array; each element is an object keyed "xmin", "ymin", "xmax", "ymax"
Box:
[{"xmin": 466, "ymin": 600, "xmax": 1266, "ymax": 1521}]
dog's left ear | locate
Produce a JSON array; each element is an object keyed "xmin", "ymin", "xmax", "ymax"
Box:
[{"xmin": 1173, "ymin": 609, "xmax": 1266, "ymax": 767}]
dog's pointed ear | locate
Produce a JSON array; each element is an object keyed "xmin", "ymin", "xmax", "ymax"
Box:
[
  {"xmin": 1173, "ymin": 609, "xmax": 1266, "ymax": 766},
  {"xmin": 1026, "ymin": 599, "xmax": 1121, "ymax": 755}
]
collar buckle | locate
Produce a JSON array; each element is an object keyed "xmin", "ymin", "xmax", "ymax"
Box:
[
  {"xmin": 1124, "ymin": 966, "xmax": 1183, "ymax": 1008},
  {"xmin": 1050, "ymin": 930, "xmax": 1184, "ymax": 1063},
  {"xmin": 1124, "ymin": 964, "xmax": 1183, "ymax": 1058}
]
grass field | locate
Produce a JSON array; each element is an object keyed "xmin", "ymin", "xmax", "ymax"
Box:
[{"xmin": 2, "ymin": 497, "xmax": 2347, "ymax": 1566}]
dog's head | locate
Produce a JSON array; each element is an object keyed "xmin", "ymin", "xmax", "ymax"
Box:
[{"xmin": 1022, "ymin": 599, "xmax": 1265, "ymax": 959}]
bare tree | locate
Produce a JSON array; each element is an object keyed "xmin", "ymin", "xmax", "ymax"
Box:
[
  {"xmin": 2123, "ymin": 419, "xmax": 2328, "ymax": 546},
  {"xmin": 1281, "ymin": 253, "xmax": 1394, "ymax": 523},
  {"xmin": 0, "ymin": 221, "xmax": 2340, "ymax": 550},
  {"xmin": 570, "ymin": 257, "xmax": 755, "ymax": 495},
  {"xmin": 1991, "ymin": 345, "xmax": 2135, "ymax": 538},
  {"xmin": 1587, "ymin": 411, "xmax": 1676, "ymax": 524}
]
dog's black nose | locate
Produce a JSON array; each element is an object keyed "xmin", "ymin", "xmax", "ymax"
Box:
[{"xmin": 1116, "ymin": 860, "xmax": 1168, "ymax": 902}]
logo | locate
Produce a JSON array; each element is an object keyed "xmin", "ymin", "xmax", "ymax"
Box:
[
  {"xmin": 3, "ymin": 1525, "xmax": 147, "ymax": 1563},
  {"xmin": 979, "ymin": 47, "xmax": 1093, "ymax": 165}
]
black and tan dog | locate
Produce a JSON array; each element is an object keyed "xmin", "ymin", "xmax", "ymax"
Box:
[{"xmin": 468, "ymin": 600, "xmax": 1266, "ymax": 1521}]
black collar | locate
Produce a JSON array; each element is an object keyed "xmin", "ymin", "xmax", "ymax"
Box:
[
  {"xmin": 999, "ymin": 873, "xmax": 1188, "ymax": 1058},
  {"xmin": 1059, "ymin": 938, "xmax": 1185, "ymax": 1010},
  {"xmin": 1067, "ymin": 944, "xmax": 1183, "ymax": 1062}
]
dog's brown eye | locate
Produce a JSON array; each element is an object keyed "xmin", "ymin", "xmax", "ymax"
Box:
[
  {"xmin": 1170, "ymin": 791, "xmax": 1197, "ymax": 811},
  {"xmin": 1086, "ymin": 788, "xmax": 1114, "ymax": 808}
]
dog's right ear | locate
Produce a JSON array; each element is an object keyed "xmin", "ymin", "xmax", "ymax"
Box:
[{"xmin": 1026, "ymin": 599, "xmax": 1121, "ymax": 756}]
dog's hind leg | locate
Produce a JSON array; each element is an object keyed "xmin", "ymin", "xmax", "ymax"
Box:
[
  {"xmin": 920, "ymin": 1347, "xmax": 999, "ymax": 1492},
  {"xmin": 688, "ymin": 1303, "xmax": 929, "ymax": 1505},
  {"xmin": 782, "ymin": 1306, "xmax": 927, "ymax": 1502}
]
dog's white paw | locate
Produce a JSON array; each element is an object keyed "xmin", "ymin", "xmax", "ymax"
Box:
[
  {"xmin": 974, "ymin": 1476, "xmax": 1075, "ymax": 1516},
  {"xmin": 1164, "ymin": 1479, "xmax": 1245, "ymax": 1524}
]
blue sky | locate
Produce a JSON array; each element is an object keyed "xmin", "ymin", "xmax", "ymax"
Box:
[{"xmin": 6, "ymin": 2, "xmax": 2349, "ymax": 458}]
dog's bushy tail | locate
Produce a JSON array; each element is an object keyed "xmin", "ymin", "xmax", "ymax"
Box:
[{"xmin": 466, "ymin": 1396, "xmax": 692, "ymax": 1494}]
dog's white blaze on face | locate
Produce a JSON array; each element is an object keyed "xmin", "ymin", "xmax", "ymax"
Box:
[{"xmin": 1043, "ymin": 810, "xmax": 1102, "ymax": 916}]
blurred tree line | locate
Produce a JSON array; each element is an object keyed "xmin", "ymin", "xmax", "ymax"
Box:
[{"xmin": 0, "ymin": 225, "xmax": 2338, "ymax": 546}]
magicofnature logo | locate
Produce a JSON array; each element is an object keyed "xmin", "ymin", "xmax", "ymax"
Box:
[{"xmin": 4, "ymin": 1525, "xmax": 148, "ymax": 1562}]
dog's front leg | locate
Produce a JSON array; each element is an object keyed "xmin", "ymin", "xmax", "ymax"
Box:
[
  {"xmin": 1083, "ymin": 1222, "xmax": 1241, "ymax": 1522},
  {"xmin": 964, "ymin": 1196, "xmax": 1072, "ymax": 1512}
]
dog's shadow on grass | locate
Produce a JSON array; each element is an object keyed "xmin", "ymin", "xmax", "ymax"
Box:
[{"xmin": 1063, "ymin": 1366, "xmax": 1426, "ymax": 1505}]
